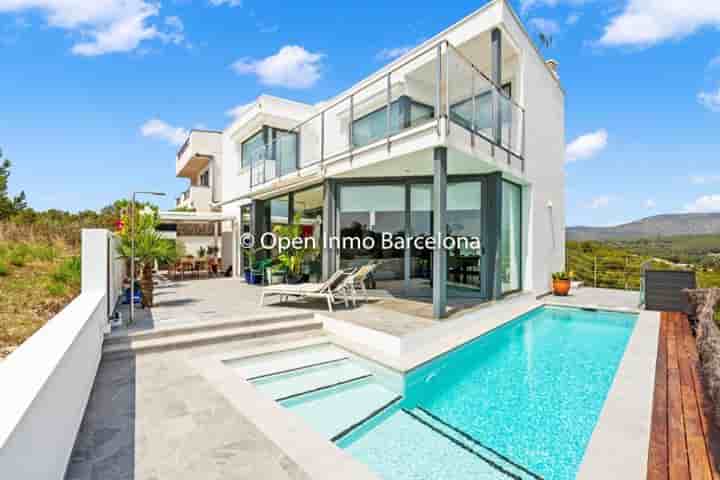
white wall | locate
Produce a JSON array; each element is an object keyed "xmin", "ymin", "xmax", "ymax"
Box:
[
  {"xmin": 0, "ymin": 229, "xmax": 119, "ymax": 479},
  {"xmin": 502, "ymin": 3, "xmax": 566, "ymax": 294}
]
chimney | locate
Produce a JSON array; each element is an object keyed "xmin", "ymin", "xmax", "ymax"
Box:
[{"xmin": 546, "ymin": 59, "xmax": 560, "ymax": 79}]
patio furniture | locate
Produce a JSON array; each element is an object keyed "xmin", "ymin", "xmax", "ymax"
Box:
[
  {"xmin": 259, "ymin": 270, "xmax": 349, "ymax": 311},
  {"xmin": 195, "ymin": 259, "xmax": 208, "ymax": 278},
  {"xmin": 342, "ymin": 263, "xmax": 377, "ymax": 306}
]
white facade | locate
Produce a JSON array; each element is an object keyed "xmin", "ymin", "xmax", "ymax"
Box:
[{"xmin": 176, "ymin": 0, "xmax": 565, "ymax": 298}]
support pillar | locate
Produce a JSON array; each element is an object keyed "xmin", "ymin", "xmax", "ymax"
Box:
[
  {"xmin": 491, "ymin": 28, "xmax": 503, "ymax": 145},
  {"xmin": 322, "ymin": 180, "xmax": 337, "ymax": 280},
  {"xmin": 432, "ymin": 147, "xmax": 448, "ymax": 318},
  {"xmin": 483, "ymin": 172, "xmax": 503, "ymax": 300}
]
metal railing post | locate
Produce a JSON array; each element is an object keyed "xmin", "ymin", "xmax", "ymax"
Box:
[
  {"xmin": 471, "ymin": 71, "xmax": 476, "ymax": 146},
  {"xmin": 594, "ymin": 256, "xmax": 598, "ymax": 288},
  {"xmin": 435, "ymin": 44, "xmax": 442, "ymax": 122},
  {"xmin": 445, "ymin": 42, "xmax": 450, "ymax": 134},
  {"xmin": 320, "ymin": 111, "xmax": 325, "ymax": 164},
  {"xmin": 386, "ymin": 72, "xmax": 392, "ymax": 150}
]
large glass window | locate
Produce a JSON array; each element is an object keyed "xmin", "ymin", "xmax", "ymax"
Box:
[
  {"xmin": 241, "ymin": 127, "xmax": 298, "ymax": 180},
  {"xmin": 269, "ymin": 195, "xmax": 289, "ymax": 230},
  {"xmin": 501, "ymin": 181, "xmax": 522, "ymax": 293},
  {"xmin": 409, "ymin": 184, "xmax": 433, "ymax": 291},
  {"xmin": 240, "ymin": 205, "xmax": 252, "ymax": 269},
  {"xmin": 450, "ymin": 83, "xmax": 512, "ymax": 137},
  {"xmin": 351, "ymin": 96, "xmax": 434, "ymax": 148},
  {"xmin": 447, "ymin": 181, "xmax": 483, "ymax": 297},
  {"xmin": 294, "ymin": 185, "xmax": 324, "ymax": 281},
  {"xmin": 241, "ymin": 129, "xmax": 266, "ymax": 169},
  {"xmin": 339, "ymin": 185, "xmax": 405, "ymax": 285}
]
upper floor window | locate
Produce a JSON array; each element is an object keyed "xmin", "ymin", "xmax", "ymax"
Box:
[
  {"xmin": 240, "ymin": 126, "xmax": 298, "ymax": 175},
  {"xmin": 199, "ymin": 170, "xmax": 210, "ymax": 186},
  {"xmin": 449, "ymin": 82, "xmax": 512, "ymax": 134},
  {"xmin": 351, "ymin": 95, "xmax": 434, "ymax": 148}
]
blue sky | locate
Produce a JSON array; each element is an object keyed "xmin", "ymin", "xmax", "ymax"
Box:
[{"xmin": 0, "ymin": 0, "xmax": 719, "ymax": 227}]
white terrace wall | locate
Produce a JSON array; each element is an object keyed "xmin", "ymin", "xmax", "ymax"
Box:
[{"xmin": 0, "ymin": 229, "xmax": 122, "ymax": 479}]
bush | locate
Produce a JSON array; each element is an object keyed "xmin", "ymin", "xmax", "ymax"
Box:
[
  {"xmin": 46, "ymin": 282, "xmax": 67, "ymax": 297},
  {"xmin": 0, "ymin": 261, "xmax": 8, "ymax": 276},
  {"xmin": 8, "ymin": 250, "xmax": 26, "ymax": 267},
  {"xmin": 51, "ymin": 256, "xmax": 81, "ymax": 285}
]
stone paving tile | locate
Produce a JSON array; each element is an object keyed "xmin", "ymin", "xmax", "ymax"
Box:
[{"xmin": 65, "ymin": 332, "xmax": 319, "ymax": 480}]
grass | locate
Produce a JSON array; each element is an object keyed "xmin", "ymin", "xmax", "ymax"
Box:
[{"xmin": 0, "ymin": 238, "xmax": 80, "ymax": 359}]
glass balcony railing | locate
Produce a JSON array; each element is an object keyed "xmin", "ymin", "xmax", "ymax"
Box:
[{"xmin": 248, "ymin": 40, "xmax": 525, "ymax": 188}]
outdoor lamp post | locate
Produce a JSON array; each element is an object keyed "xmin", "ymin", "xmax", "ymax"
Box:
[{"xmin": 129, "ymin": 191, "xmax": 166, "ymax": 325}]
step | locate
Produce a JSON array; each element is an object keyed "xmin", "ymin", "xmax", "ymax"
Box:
[
  {"xmin": 226, "ymin": 343, "xmax": 348, "ymax": 380},
  {"xmin": 280, "ymin": 377, "xmax": 400, "ymax": 441},
  {"xmin": 102, "ymin": 318, "xmax": 323, "ymax": 358},
  {"xmin": 409, "ymin": 408, "xmax": 541, "ymax": 480},
  {"xmin": 252, "ymin": 359, "xmax": 370, "ymax": 401},
  {"xmin": 339, "ymin": 408, "xmax": 517, "ymax": 480},
  {"xmin": 104, "ymin": 312, "xmax": 315, "ymax": 345}
]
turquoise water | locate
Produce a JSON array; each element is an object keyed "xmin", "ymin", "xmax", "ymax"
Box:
[{"xmin": 338, "ymin": 306, "xmax": 637, "ymax": 480}]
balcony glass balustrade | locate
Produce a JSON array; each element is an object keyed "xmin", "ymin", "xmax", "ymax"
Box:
[{"xmin": 248, "ymin": 40, "xmax": 525, "ymax": 188}]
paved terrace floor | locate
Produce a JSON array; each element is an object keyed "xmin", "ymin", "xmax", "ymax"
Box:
[{"xmin": 544, "ymin": 286, "xmax": 641, "ymax": 311}]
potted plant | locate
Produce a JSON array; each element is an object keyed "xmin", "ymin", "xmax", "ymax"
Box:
[
  {"xmin": 272, "ymin": 213, "xmax": 318, "ymax": 284},
  {"xmin": 267, "ymin": 263, "xmax": 286, "ymax": 285},
  {"xmin": 552, "ymin": 271, "xmax": 572, "ymax": 296},
  {"xmin": 116, "ymin": 208, "xmax": 175, "ymax": 310}
]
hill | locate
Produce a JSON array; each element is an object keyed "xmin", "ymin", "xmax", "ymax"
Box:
[{"xmin": 567, "ymin": 213, "xmax": 720, "ymax": 241}]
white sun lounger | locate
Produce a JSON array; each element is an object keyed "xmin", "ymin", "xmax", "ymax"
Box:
[{"xmin": 259, "ymin": 270, "xmax": 350, "ymax": 312}]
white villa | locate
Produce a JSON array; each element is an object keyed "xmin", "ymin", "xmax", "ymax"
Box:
[
  {"xmin": 172, "ymin": 0, "xmax": 565, "ymax": 317},
  {"xmin": 4, "ymin": 3, "xmax": 677, "ymax": 480}
]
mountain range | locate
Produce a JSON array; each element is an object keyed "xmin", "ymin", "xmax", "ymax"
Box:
[{"xmin": 567, "ymin": 213, "xmax": 720, "ymax": 241}]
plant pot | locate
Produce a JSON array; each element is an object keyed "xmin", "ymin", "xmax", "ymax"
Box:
[
  {"xmin": 250, "ymin": 270, "xmax": 264, "ymax": 285},
  {"xmin": 244, "ymin": 269, "xmax": 251, "ymax": 284},
  {"xmin": 552, "ymin": 279, "xmax": 571, "ymax": 296},
  {"xmin": 286, "ymin": 273, "xmax": 303, "ymax": 285}
]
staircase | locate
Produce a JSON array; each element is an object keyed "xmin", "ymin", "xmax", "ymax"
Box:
[{"xmin": 102, "ymin": 312, "xmax": 321, "ymax": 357}]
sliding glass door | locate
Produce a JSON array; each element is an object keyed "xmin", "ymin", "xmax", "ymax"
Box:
[
  {"xmin": 501, "ymin": 181, "xmax": 522, "ymax": 293},
  {"xmin": 447, "ymin": 181, "xmax": 484, "ymax": 298}
]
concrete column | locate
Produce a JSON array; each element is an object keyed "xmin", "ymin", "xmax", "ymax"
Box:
[
  {"xmin": 404, "ymin": 184, "xmax": 411, "ymax": 293},
  {"xmin": 491, "ymin": 28, "xmax": 502, "ymax": 145},
  {"xmin": 322, "ymin": 180, "xmax": 337, "ymax": 280},
  {"xmin": 432, "ymin": 147, "xmax": 448, "ymax": 318},
  {"xmin": 483, "ymin": 172, "xmax": 504, "ymax": 300}
]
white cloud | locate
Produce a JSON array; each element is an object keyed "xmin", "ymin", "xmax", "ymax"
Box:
[
  {"xmin": 588, "ymin": 195, "xmax": 613, "ymax": 209},
  {"xmin": 691, "ymin": 174, "xmax": 720, "ymax": 184},
  {"xmin": 598, "ymin": 0, "xmax": 720, "ymax": 48},
  {"xmin": 232, "ymin": 45, "xmax": 324, "ymax": 89},
  {"xmin": 566, "ymin": 13, "xmax": 581, "ymax": 25},
  {"xmin": 226, "ymin": 102, "xmax": 254, "ymax": 119},
  {"xmin": 529, "ymin": 18, "xmax": 561, "ymax": 36},
  {"xmin": 209, "ymin": 0, "xmax": 242, "ymax": 6},
  {"xmin": 644, "ymin": 199, "xmax": 657, "ymax": 209},
  {"xmin": 520, "ymin": 0, "xmax": 587, "ymax": 14},
  {"xmin": 376, "ymin": 46, "xmax": 414, "ymax": 61},
  {"xmin": 0, "ymin": 0, "xmax": 183, "ymax": 56},
  {"xmin": 698, "ymin": 87, "xmax": 720, "ymax": 112},
  {"xmin": 565, "ymin": 129, "xmax": 608, "ymax": 163},
  {"xmin": 140, "ymin": 119, "xmax": 188, "ymax": 146},
  {"xmin": 685, "ymin": 195, "xmax": 720, "ymax": 213}
]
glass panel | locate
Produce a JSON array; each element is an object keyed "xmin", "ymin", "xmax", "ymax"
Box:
[
  {"xmin": 242, "ymin": 129, "xmax": 265, "ymax": 169},
  {"xmin": 294, "ymin": 186, "xmax": 324, "ymax": 282},
  {"xmin": 409, "ymin": 184, "xmax": 433, "ymax": 296},
  {"xmin": 297, "ymin": 115, "xmax": 322, "ymax": 167},
  {"xmin": 269, "ymin": 195, "xmax": 290, "ymax": 230},
  {"xmin": 447, "ymin": 181, "xmax": 483, "ymax": 298},
  {"xmin": 339, "ymin": 185, "xmax": 405, "ymax": 291},
  {"xmin": 240, "ymin": 205, "xmax": 252, "ymax": 270},
  {"xmin": 501, "ymin": 181, "xmax": 522, "ymax": 293},
  {"xmin": 323, "ymin": 97, "xmax": 352, "ymax": 159},
  {"xmin": 273, "ymin": 131, "xmax": 298, "ymax": 177}
]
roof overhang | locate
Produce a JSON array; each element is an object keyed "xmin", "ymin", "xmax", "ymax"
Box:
[{"xmin": 158, "ymin": 211, "xmax": 236, "ymax": 223}]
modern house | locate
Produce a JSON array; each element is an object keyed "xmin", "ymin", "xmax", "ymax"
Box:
[{"xmin": 173, "ymin": 0, "xmax": 565, "ymax": 316}]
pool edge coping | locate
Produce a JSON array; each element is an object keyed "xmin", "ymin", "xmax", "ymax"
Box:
[{"xmin": 576, "ymin": 309, "xmax": 660, "ymax": 480}]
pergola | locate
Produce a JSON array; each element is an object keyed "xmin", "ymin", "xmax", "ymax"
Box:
[{"xmin": 158, "ymin": 211, "xmax": 239, "ymax": 277}]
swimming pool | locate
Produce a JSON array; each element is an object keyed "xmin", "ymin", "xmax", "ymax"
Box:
[{"xmin": 240, "ymin": 306, "xmax": 637, "ymax": 479}]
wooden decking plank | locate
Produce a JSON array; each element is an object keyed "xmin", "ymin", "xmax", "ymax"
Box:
[
  {"xmin": 680, "ymin": 314, "xmax": 720, "ymax": 480},
  {"xmin": 676, "ymin": 314, "xmax": 713, "ymax": 480},
  {"xmin": 648, "ymin": 315, "xmax": 670, "ymax": 480},
  {"xmin": 667, "ymin": 313, "xmax": 691, "ymax": 480}
]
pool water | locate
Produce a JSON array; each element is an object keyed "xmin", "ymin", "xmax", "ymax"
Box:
[
  {"xmin": 339, "ymin": 306, "xmax": 637, "ymax": 479},
  {"xmin": 238, "ymin": 306, "xmax": 637, "ymax": 480}
]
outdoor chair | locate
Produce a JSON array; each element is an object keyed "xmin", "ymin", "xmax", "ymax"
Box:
[
  {"xmin": 338, "ymin": 263, "xmax": 377, "ymax": 306},
  {"xmin": 259, "ymin": 269, "xmax": 352, "ymax": 312}
]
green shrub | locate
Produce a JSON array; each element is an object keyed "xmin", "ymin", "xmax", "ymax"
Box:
[
  {"xmin": 51, "ymin": 256, "xmax": 81, "ymax": 285},
  {"xmin": 8, "ymin": 251, "xmax": 26, "ymax": 267},
  {"xmin": 0, "ymin": 261, "xmax": 8, "ymax": 276},
  {"xmin": 46, "ymin": 282, "xmax": 67, "ymax": 296}
]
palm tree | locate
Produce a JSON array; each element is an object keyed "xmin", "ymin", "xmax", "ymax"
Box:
[{"xmin": 116, "ymin": 209, "xmax": 176, "ymax": 308}]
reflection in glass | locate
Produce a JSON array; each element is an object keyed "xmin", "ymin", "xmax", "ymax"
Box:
[
  {"xmin": 447, "ymin": 181, "xmax": 483, "ymax": 297},
  {"xmin": 502, "ymin": 181, "xmax": 522, "ymax": 293},
  {"xmin": 339, "ymin": 185, "xmax": 405, "ymax": 286}
]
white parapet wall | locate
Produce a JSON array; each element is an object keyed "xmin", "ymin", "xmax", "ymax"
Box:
[{"xmin": 0, "ymin": 229, "xmax": 122, "ymax": 479}]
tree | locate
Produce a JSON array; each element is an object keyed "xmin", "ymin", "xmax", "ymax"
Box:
[
  {"xmin": 116, "ymin": 208, "xmax": 175, "ymax": 310},
  {"xmin": 0, "ymin": 149, "xmax": 27, "ymax": 220}
]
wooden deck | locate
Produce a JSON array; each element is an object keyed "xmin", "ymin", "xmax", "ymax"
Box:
[{"xmin": 648, "ymin": 312, "xmax": 720, "ymax": 480}]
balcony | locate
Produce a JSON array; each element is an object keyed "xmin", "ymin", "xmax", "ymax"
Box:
[
  {"xmin": 176, "ymin": 130, "xmax": 222, "ymax": 178},
  {"xmin": 175, "ymin": 185, "xmax": 212, "ymax": 211},
  {"xmin": 247, "ymin": 38, "xmax": 525, "ymax": 190}
]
